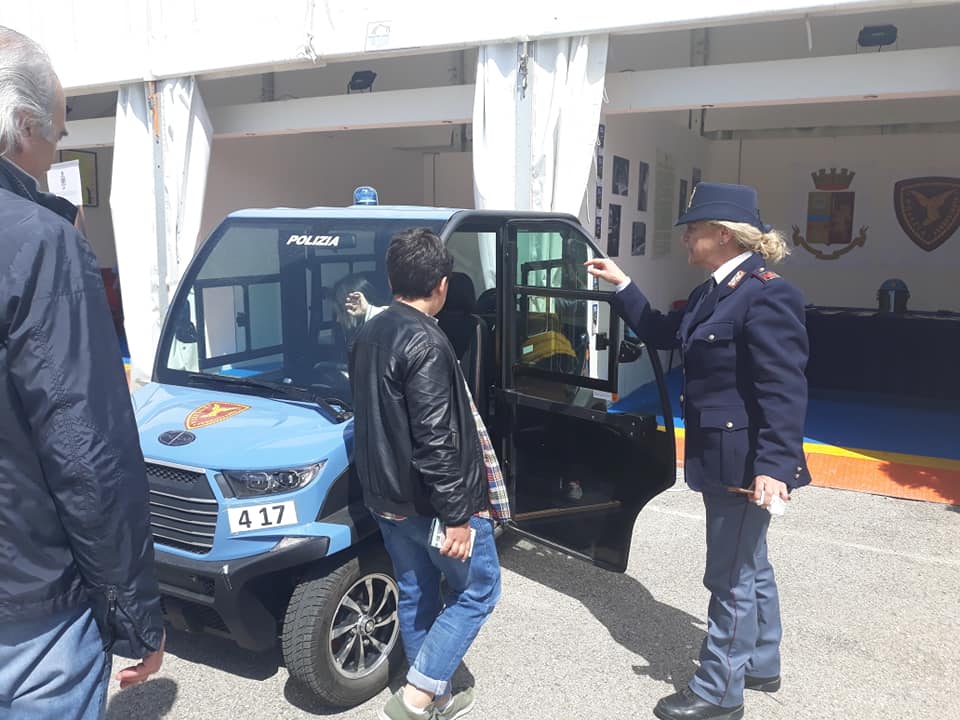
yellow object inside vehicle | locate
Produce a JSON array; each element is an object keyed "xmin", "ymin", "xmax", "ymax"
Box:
[{"xmin": 519, "ymin": 330, "xmax": 577, "ymax": 366}]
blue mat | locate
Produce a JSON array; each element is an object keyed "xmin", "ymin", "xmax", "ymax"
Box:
[{"xmin": 611, "ymin": 369, "xmax": 960, "ymax": 461}]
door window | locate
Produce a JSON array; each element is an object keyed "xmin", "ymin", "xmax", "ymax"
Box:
[{"xmin": 510, "ymin": 224, "xmax": 618, "ymax": 395}]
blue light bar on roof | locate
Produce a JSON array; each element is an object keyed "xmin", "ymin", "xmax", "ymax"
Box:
[{"xmin": 353, "ymin": 186, "xmax": 379, "ymax": 205}]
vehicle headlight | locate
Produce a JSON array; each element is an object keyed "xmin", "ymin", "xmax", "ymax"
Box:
[{"xmin": 220, "ymin": 462, "xmax": 325, "ymax": 498}]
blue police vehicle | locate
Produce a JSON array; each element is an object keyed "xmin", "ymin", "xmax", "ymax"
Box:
[{"xmin": 132, "ymin": 191, "xmax": 676, "ymax": 705}]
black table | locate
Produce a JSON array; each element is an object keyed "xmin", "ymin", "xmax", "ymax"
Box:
[{"xmin": 804, "ymin": 307, "xmax": 960, "ymax": 402}]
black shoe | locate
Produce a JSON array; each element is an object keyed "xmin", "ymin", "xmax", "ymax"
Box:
[
  {"xmin": 745, "ymin": 674, "xmax": 781, "ymax": 693},
  {"xmin": 653, "ymin": 687, "xmax": 744, "ymax": 720}
]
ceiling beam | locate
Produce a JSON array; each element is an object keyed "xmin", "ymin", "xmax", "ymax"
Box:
[
  {"xmin": 62, "ymin": 117, "xmax": 116, "ymax": 149},
  {"xmin": 210, "ymin": 84, "xmax": 474, "ymax": 139},
  {"xmin": 65, "ymin": 84, "xmax": 475, "ymax": 147},
  {"xmin": 604, "ymin": 46, "xmax": 960, "ymax": 114},
  {"xmin": 67, "ymin": 45, "xmax": 960, "ymax": 148}
]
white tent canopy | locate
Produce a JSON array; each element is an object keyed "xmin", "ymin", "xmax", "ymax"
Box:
[
  {"xmin": 473, "ymin": 35, "xmax": 608, "ymax": 217},
  {"xmin": 111, "ymin": 78, "xmax": 212, "ymax": 385}
]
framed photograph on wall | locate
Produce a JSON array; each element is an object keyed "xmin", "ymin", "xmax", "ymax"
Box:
[
  {"xmin": 595, "ymin": 184, "xmax": 603, "ymax": 210},
  {"xmin": 678, "ymin": 179, "xmax": 688, "ymax": 219},
  {"xmin": 607, "ymin": 204, "xmax": 621, "ymax": 256},
  {"xmin": 594, "ymin": 214, "xmax": 602, "ymax": 240},
  {"xmin": 631, "ymin": 221, "xmax": 647, "ymax": 256},
  {"xmin": 612, "ymin": 156, "xmax": 630, "ymax": 196},
  {"xmin": 59, "ymin": 149, "xmax": 98, "ymax": 207},
  {"xmin": 596, "ymin": 153, "xmax": 604, "ymax": 181},
  {"xmin": 637, "ymin": 160, "xmax": 649, "ymax": 211}
]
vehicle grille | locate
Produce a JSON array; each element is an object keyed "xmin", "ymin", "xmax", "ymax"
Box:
[{"xmin": 145, "ymin": 462, "xmax": 218, "ymax": 555}]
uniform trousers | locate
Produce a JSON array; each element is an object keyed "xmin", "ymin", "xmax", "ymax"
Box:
[{"xmin": 688, "ymin": 491, "xmax": 782, "ymax": 708}]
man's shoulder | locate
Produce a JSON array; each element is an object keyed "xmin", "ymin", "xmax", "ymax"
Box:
[
  {"xmin": 368, "ymin": 304, "xmax": 441, "ymax": 337},
  {"xmin": 359, "ymin": 307, "xmax": 449, "ymax": 362},
  {"xmin": 0, "ymin": 188, "xmax": 77, "ymax": 247},
  {"xmin": 0, "ymin": 190, "xmax": 98, "ymax": 297}
]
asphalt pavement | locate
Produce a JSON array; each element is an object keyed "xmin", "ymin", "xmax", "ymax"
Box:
[{"xmin": 106, "ymin": 485, "xmax": 960, "ymax": 720}]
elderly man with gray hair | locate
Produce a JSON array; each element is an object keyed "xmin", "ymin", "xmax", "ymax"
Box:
[{"xmin": 0, "ymin": 26, "xmax": 165, "ymax": 719}]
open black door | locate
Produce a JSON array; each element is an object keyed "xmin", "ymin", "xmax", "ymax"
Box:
[{"xmin": 498, "ymin": 219, "xmax": 675, "ymax": 572}]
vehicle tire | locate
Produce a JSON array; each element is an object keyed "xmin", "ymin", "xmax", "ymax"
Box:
[{"xmin": 282, "ymin": 548, "xmax": 402, "ymax": 707}]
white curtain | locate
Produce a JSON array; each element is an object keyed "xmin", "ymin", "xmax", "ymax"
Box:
[
  {"xmin": 472, "ymin": 44, "xmax": 519, "ymax": 212},
  {"xmin": 111, "ymin": 78, "xmax": 212, "ymax": 386},
  {"xmin": 472, "ymin": 35, "xmax": 608, "ymax": 216},
  {"xmin": 529, "ymin": 35, "xmax": 608, "ymax": 218}
]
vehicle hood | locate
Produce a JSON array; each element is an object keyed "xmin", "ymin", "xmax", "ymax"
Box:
[{"xmin": 133, "ymin": 383, "xmax": 349, "ymax": 470}]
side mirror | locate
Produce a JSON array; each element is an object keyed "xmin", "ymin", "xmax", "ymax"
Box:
[
  {"xmin": 174, "ymin": 319, "xmax": 198, "ymax": 343},
  {"xmin": 618, "ymin": 338, "xmax": 643, "ymax": 363}
]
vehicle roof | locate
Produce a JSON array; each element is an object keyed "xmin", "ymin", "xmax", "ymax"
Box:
[{"xmin": 227, "ymin": 205, "xmax": 462, "ymax": 221}]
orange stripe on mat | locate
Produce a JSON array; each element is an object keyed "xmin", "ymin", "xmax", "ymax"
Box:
[
  {"xmin": 804, "ymin": 452, "xmax": 960, "ymax": 505},
  {"xmin": 664, "ymin": 427, "xmax": 959, "ymax": 506}
]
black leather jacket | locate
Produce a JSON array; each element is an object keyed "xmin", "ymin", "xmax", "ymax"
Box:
[
  {"xmin": 349, "ymin": 302, "xmax": 488, "ymax": 526},
  {"xmin": 0, "ymin": 159, "xmax": 163, "ymax": 658}
]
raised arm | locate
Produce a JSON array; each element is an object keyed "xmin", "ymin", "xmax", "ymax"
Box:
[{"xmin": 586, "ymin": 258, "xmax": 683, "ymax": 350}]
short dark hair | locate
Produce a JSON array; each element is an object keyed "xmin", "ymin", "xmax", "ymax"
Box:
[{"xmin": 386, "ymin": 228, "xmax": 454, "ymax": 299}]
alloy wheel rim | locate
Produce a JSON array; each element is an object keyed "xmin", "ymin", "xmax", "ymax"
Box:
[{"xmin": 327, "ymin": 572, "xmax": 400, "ymax": 679}]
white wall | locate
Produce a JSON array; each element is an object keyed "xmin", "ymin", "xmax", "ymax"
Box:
[
  {"xmin": 81, "ymin": 147, "xmax": 117, "ymax": 267},
  {"xmin": 200, "ymin": 127, "xmax": 457, "ymax": 240},
  {"xmin": 597, "ymin": 112, "xmax": 710, "ymax": 311},
  {"xmin": 705, "ymin": 132, "xmax": 960, "ymax": 312},
  {"xmin": 423, "ymin": 152, "xmax": 475, "ymax": 209}
]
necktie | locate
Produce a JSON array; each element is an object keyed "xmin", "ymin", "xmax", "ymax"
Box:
[{"xmin": 688, "ymin": 277, "xmax": 716, "ymax": 316}]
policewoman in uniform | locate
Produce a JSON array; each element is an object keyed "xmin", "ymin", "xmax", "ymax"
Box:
[{"xmin": 585, "ymin": 183, "xmax": 810, "ymax": 720}]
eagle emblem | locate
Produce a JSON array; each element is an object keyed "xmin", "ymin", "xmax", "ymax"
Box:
[
  {"xmin": 185, "ymin": 402, "xmax": 251, "ymax": 430},
  {"xmin": 894, "ymin": 177, "xmax": 960, "ymax": 252}
]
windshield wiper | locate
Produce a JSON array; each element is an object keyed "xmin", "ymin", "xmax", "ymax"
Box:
[{"xmin": 185, "ymin": 373, "xmax": 350, "ymax": 423}]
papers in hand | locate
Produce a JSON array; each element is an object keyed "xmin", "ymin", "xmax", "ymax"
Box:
[{"xmin": 429, "ymin": 517, "xmax": 476, "ymax": 558}]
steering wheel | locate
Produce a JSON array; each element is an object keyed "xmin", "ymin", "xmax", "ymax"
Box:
[{"xmin": 311, "ymin": 361, "xmax": 349, "ymax": 394}]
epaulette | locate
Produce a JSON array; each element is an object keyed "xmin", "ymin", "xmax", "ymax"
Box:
[{"xmin": 752, "ymin": 268, "xmax": 780, "ymax": 283}]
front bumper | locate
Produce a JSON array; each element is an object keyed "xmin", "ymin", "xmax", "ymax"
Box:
[{"xmin": 155, "ymin": 536, "xmax": 330, "ymax": 651}]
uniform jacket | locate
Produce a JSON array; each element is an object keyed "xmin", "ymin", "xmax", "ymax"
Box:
[
  {"xmin": 349, "ymin": 301, "xmax": 489, "ymax": 526},
  {"xmin": 613, "ymin": 253, "xmax": 810, "ymax": 493},
  {"xmin": 0, "ymin": 158, "xmax": 163, "ymax": 658}
]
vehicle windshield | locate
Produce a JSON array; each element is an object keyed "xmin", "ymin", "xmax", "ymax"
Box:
[{"xmin": 156, "ymin": 216, "xmax": 447, "ymax": 409}]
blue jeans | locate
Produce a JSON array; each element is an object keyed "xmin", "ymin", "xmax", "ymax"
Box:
[
  {"xmin": 0, "ymin": 606, "xmax": 111, "ymax": 720},
  {"xmin": 376, "ymin": 515, "xmax": 501, "ymax": 697}
]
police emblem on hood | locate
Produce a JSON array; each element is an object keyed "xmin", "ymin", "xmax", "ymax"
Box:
[{"xmin": 185, "ymin": 402, "xmax": 251, "ymax": 430}]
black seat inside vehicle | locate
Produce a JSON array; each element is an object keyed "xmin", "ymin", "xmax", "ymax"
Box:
[
  {"xmin": 476, "ymin": 288, "xmax": 496, "ymax": 330},
  {"xmin": 437, "ymin": 272, "xmax": 491, "ymax": 416}
]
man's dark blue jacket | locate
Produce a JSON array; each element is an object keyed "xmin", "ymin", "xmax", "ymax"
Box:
[
  {"xmin": 0, "ymin": 158, "xmax": 163, "ymax": 658},
  {"xmin": 614, "ymin": 253, "xmax": 811, "ymax": 494}
]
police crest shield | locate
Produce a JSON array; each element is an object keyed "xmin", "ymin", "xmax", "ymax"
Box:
[
  {"xmin": 792, "ymin": 168, "xmax": 867, "ymax": 260},
  {"xmin": 893, "ymin": 177, "xmax": 960, "ymax": 252},
  {"xmin": 185, "ymin": 402, "xmax": 250, "ymax": 430}
]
